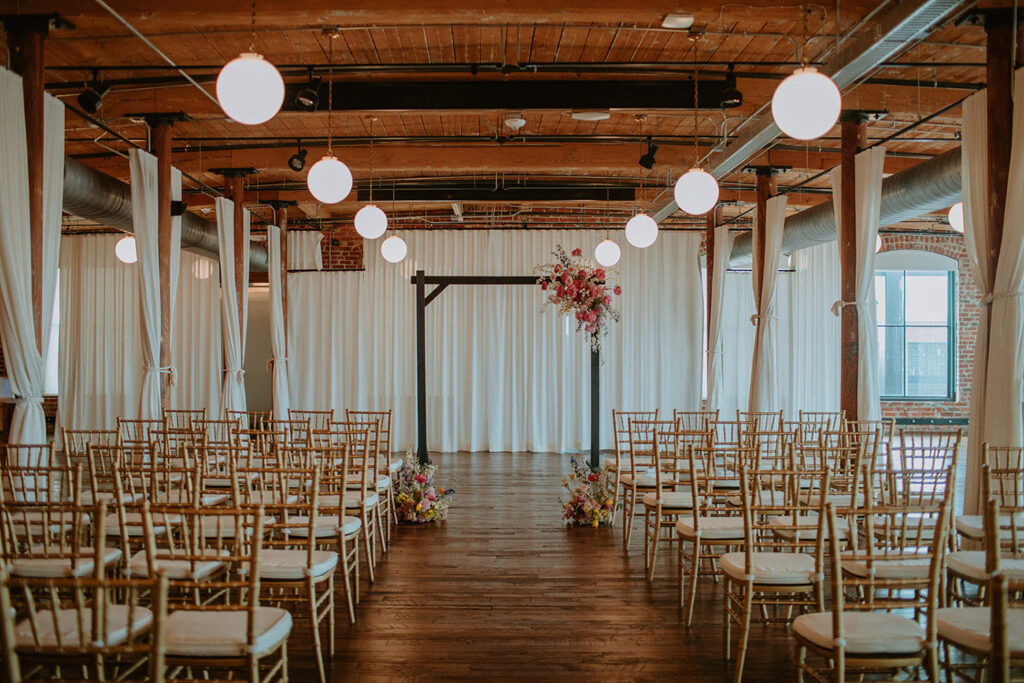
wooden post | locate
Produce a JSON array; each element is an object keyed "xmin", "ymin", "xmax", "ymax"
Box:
[
  {"xmin": 228, "ymin": 176, "xmax": 247, "ymax": 328},
  {"xmin": 590, "ymin": 344, "xmax": 600, "ymax": 470},
  {"xmin": 839, "ymin": 112, "xmax": 869, "ymax": 422},
  {"xmin": 984, "ymin": 11, "xmax": 1015, "ymax": 296},
  {"xmin": 151, "ymin": 122, "xmax": 174, "ymax": 408},
  {"xmin": 753, "ymin": 170, "xmax": 777, "ymax": 301},
  {"xmin": 8, "ymin": 23, "xmax": 46, "ymax": 352},
  {"xmin": 704, "ymin": 207, "xmax": 719, "ymax": 342},
  {"xmin": 415, "ymin": 270, "xmax": 428, "ymax": 465},
  {"xmin": 275, "ymin": 206, "xmax": 290, "ymax": 342}
]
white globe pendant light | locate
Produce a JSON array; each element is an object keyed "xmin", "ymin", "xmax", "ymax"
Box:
[
  {"xmin": 216, "ymin": 53, "xmax": 285, "ymax": 125},
  {"xmin": 380, "ymin": 234, "xmax": 408, "ymax": 263},
  {"xmin": 115, "ymin": 235, "xmax": 137, "ymax": 264},
  {"xmin": 355, "ymin": 204, "xmax": 388, "ymax": 239},
  {"xmin": 876, "ymin": 234, "xmax": 883, "ymax": 253},
  {"xmin": 674, "ymin": 167, "xmax": 720, "ymax": 216},
  {"xmin": 306, "ymin": 156, "xmax": 353, "ymax": 204},
  {"xmin": 625, "ymin": 213, "xmax": 658, "ymax": 248},
  {"xmin": 594, "ymin": 238, "xmax": 621, "ymax": 267},
  {"xmin": 771, "ymin": 67, "xmax": 841, "ymax": 141},
  {"xmin": 948, "ymin": 202, "xmax": 965, "ymax": 233}
]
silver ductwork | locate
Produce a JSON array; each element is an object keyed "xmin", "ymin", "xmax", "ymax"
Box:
[
  {"xmin": 729, "ymin": 146, "xmax": 962, "ymax": 264},
  {"xmin": 62, "ymin": 157, "xmax": 269, "ymax": 272}
]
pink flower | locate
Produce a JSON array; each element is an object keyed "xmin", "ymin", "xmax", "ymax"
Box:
[
  {"xmin": 420, "ymin": 498, "xmax": 432, "ymax": 511},
  {"xmin": 571, "ymin": 248, "xmax": 582, "ymax": 256},
  {"xmin": 587, "ymin": 311, "xmax": 598, "ymax": 323},
  {"xmin": 578, "ymin": 269, "xmax": 586, "ymax": 279},
  {"xmin": 613, "ymin": 285, "xmax": 622, "ymax": 296},
  {"xmin": 585, "ymin": 323, "xmax": 597, "ymax": 333},
  {"xmin": 540, "ymin": 281, "xmax": 547, "ymax": 290},
  {"xmin": 603, "ymin": 296, "xmax": 611, "ymax": 306},
  {"xmin": 554, "ymin": 264, "xmax": 561, "ymax": 272},
  {"xmin": 415, "ymin": 473, "xmax": 428, "ymax": 484},
  {"xmin": 561, "ymin": 272, "xmax": 570, "ymax": 283},
  {"xmin": 594, "ymin": 269, "xmax": 605, "ymax": 279}
]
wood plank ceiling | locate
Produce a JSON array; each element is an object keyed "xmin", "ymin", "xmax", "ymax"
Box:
[{"xmin": 2, "ymin": 0, "xmax": 984, "ymax": 232}]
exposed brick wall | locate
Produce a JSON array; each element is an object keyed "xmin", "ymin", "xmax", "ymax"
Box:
[
  {"xmin": 318, "ymin": 226, "xmax": 364, "ymax": 270},
  {"xmin": 877, "ymin": 232, "xmax": 978, "ymax": 423}
]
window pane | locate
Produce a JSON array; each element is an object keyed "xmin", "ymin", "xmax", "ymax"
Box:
[
  {"xmin": 877, "ymin": 271, "xmax": 904, "ymax": 325},
  {"xmin": 905, "ymin": 272, "xmax": 948, "ymax": 325},
  {"xmin": 878, "ymin": 326, "xmax": 905, "ymax": 396},
  {"xmin": 906, "ymin": 326, "xmax": 948, "ymax": 397}
]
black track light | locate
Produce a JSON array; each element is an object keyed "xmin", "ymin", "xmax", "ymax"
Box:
[
  {"xmin": 288, "ymin": 141, "xmax": 308, "ymax": 172},
  {"xmin": 720, "ymin": 65, "xmax": 743, "ymax": 109},
  {"xmin": 77, "ymin": 76, "xmax": 111, "ymax": 116},
  {"xmin": 638, "ymin": 137, "xmax": 658, "ymax": 170},
  {"xmin": 294, "ymin": 70, "xmax": 321, "ymax": 111}
]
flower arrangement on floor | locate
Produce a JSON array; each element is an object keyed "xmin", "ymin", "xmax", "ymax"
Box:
[
  {"xmin": 561, "ymin": 457, "xmax": 618, "ymax": 527},
  {"xmin": 395, "ymin": 450, "xmax": 455, "ymax": 523},
  {"xmin": 536, "ymin": 245, "xmax": 621, "ymax": 352}
]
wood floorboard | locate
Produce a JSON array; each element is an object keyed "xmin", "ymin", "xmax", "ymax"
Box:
[{"xmin": 288, "ymin": 452, "xmax": 796, "ymax": 682}]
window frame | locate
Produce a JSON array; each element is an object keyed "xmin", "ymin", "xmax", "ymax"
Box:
[{"xmin": 877, "ymin": 268, "xmax": 956, "ymax": 402}]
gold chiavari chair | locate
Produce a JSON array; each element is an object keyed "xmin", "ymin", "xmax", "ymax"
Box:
[
  {"xmin": 737, "ymin": 409, "xmax": 784, "ymax": 433},
  {"xmin": 268, "ymin": 419, "xmax": 312, "ymax": 449},
  {"xmin": 145, "ymin": 505, "xmax": 293, "ymax": 682},
  {"xmin": 609, "ymin": 409, "xmax": 658, "ymax": 529},
  {"xmin": 938, "ymin": 493, "xmax": 1024, "ymax": 680},
  {"xmin": 723, "ymin": 467, "xmax": 830, "ymax": 682},
  {"xmin": 337, "ymin": 422, "xmax": 387, "ymax": 562},
  {"xmin": 347, "ymin": 408, "xmax": 397, "ymax": 476},
  {"xmin": 344, "ymin": 413, "xmax": 395, "ymax": 543},
  {"xmin": 0, "ymin": 567, "xmax": 168, "ymax": 682},
  {"xmin": 163, "ymin": 408, "xmax": 205, "ymax": 432},
  {"xmin": 955, "ymin": 445, "xmax": 1024, "ymax": 546},
  {"xmin": 0, "ymin": 460, "xmax": 79, "ymax": 505},
  {"xmin": 622, "ymin": 419, "xmax": 675, "ymax": 551},
  {"xmin": 289, "ymin": 409, "xmax": 334, "ymax": 433},
  {"xmin": 117, "ymin": 418, "xmax": 164, "ymax": 450},
  {"xmin": 673, "ymin": 409, "xmax": 718, "ymax": 432},
  {"xmin": 62, "ymin": 428, "xmax": 117, "ymax": 467},
  {"xmin": 677, "ymin": 445, "xmax": 745, "ymax": 626},
  {"xmin": 227, "ymin": 409, "xmax": 271, "ymax": 431},
  {"xmin": 797, "ymin": 410, "xmax": 845, "ymax": 445},
  {"xmin": 710, "ymin": 418, "xmax": 754, "ymax": 451},
  {"xmin": 0, "ymin": 444, "xmax": 52, "ymax": 473}
]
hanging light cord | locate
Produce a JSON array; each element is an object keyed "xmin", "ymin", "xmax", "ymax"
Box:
[
  {"xmin": 326, "ymin": 32, "xmax": 335, "ymax": 156},
  {"xmin": 369, "ymin": 117, "xmax": 375, "ymax": 204},
  {"xmin": 249, "ymin": 0, "xmax": 257, "ymax": 53},
  {"xmin": 692, "ymin": 41, "xmax": 700, "ymax": 168}
]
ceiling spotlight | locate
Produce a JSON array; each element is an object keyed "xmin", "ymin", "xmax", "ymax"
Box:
[
  {"xmin": 294, "ymin": 71, "xmax": 321, "ymax": 111},
  {"xmin": 720, "ymin": 66, "xmax": 743, "ymax": 109},
  {"xmin": 288, "ymin": 142, "xmax": 308, "ymax": 172},
  {"xmin": 504, "ymin": 112, "xmax": 527, "ymax": 130},
  {"xmin": 638, "ymin": 137, "xmax": 658, "ymax": 170},
  {"xmin": 77, "ymin": 79, "xmax": 111, "ymax": 115}
]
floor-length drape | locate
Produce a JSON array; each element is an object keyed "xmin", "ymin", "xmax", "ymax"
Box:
[
  {"xmin": 288, "ymin": 230, "xmax": 703, "ymax": 452},
  {"xmin": 963, "ymin": 71, "xmax": 1024, "ymax": 514},
  {"xmin": 59, "ymin": 235, "xmax": 143, "ymax": 429},
  {"xmin": 0, "ymin": 68, "xmax": 62, "ymax": 447},
  {"xmin": 169, "ymin": 251, "xmax": 222, "ymax": 414},
  {"xmin": 287, "ymin": 231, "xmax": 323, "ymax": 270},
  {"xmin": 831, "ymin": 145, "xmax": 886, "ymax": 423},
  {"xmin": 268, "ymin": 225, "xmax": 290, "ymax": 420},
  {"xmin": 748, "ymin": 196, "xmax": 787, "ymax": 412},
  {"xmin": 130, "ymin": 149, "xmax": 163, "ymax": 420},
  {"xmin": 216, "ymin": 198, "xmax": 249, "ymax": 419},
  {"xmin": 707, "ymin": 225, "xmax": 736, "ymax": 414}
]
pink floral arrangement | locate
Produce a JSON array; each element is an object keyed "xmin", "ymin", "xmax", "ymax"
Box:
[
  {"xmin": 561, "ymin": 457, "xmax": 618, "ymax": 527},
  {"xmin": 395, "ymin": 451, "xmax": 455, "ymax": 523},
  {"xmin": 536, "ymin": 246, "xmax": 621, "ymax": 351}
]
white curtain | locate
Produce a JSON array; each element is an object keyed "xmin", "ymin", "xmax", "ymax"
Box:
[
  {"xmin": 59, "ymin": 235, "xmax": 143, "ymax": 430},
  {"xmin": 0, "ymin": 69, "xmax": 62, "ymax": 447},
  {"xmin": 707, "ymin": 225, "xmax": 735, "ymax": 414},
  {"xmin": 720, "ymin": 270, "xmax": 756, "ymax": 416},
  {"xmin": 130, "ymin": 149, "xmax": 163, "ymax": 420},
  {"xmin": 267, "ymin": 225, "xmax": 291, "ymax": 420},
  {"xmin": 288, "ymin": 230, "xmax": 703, "ymax": 452},
  {"xmin": 287, "ymin": 231, "xmax": 323, "ymax": 270},
  {"xmin": 169, "ymin": 251, "xmax": 222, "ymax": 414},
  {"xmin": 963, "ymin": 72, "xmax": 1024, "ymax": 514},
  {"xmin": 748, "ymin": 196, "xmax": 787, "ymax": 412},
  {"xmin": 216, "ymin": 198, "xmax": 249, "ymax": 419},
  {"xmin": 777, "ymin": 242, "xmax": 842, "ymax": 415},
  {"xmin": 831, "ymin": 145, "xmax": 886, "ymax": 422}
]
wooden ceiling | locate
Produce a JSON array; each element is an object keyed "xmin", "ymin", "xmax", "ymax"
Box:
[{"xmin": 2, "ymin": 0, "xmax": 989, "ymax": 231}]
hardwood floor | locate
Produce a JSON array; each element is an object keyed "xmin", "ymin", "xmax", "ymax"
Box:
[{"xmin": 293, "ymin": 452, "xmax": 796, "ymax": 681}]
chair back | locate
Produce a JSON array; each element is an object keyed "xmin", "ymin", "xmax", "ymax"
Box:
[
  {"xmin": 62, "ymin": 429, "xmax": 116, "ymax": 463},
  {"xmin": 347, "ymin": 409, "xmax": 392, "ymax": 459},
  {"xmin": 0, "ymin": 500, "xmax": 104, "ymax": 580},
  {"xmin": 709, "ymin": 419, "xmax": 753, "ymax": 449},
  {"xmin": 738, "ymin": 410, "xmax": 784, "ymax": 433},
  {"xmin": 267, "ymin": 419, "xmax": 312, "ymax": 448},
  {"xmin": 738, "ymin": 466, "xmax": 830, "ymax": 556},
  {"xmin": 612, "ymin": 410, "xmax": 658, "ymax": 465},
  {"xmin": 0, "ymin": 462, "xmax": 81, "ymax": 504},
  {"xmin": 117, "ymin": 419, "xmax": 164, "ymax": 449},
  {"xmin": 289, "ymin": 409, "xmax": 334, "ymax": 433},
  {"xmin": 673, "ymin": 409, "xmax": 718, "ymax": 432},
  {"xmin": 627, "ymin": 420, "xmax": 674, "ymax": 485},
  {"xmin": 0, "ymin": 444, "xmax": 52, "ymax": 471},
  {"xmin": 163, "ymin": 408, "xmax": 205, "ymax": 432},
  {"xmin": 227, "ymin": 410, "xmax": 271, "ymax": 431},
  {"xmin": 797, "ymin": 410, "xmax": 844, "ymax": 444}
]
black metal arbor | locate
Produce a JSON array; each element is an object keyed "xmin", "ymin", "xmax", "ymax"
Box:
[{"xmin": 412, "ymin": 270, "xmax": 601, "ymax": 469}]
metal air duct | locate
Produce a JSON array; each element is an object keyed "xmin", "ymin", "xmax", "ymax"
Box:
[
  {"xmin": 729, "ymin": 146, "xmax": 962, "ymax": 264},
  {"xmin": 62, "ymin": 157, "xmax": 269, "ymax": 272}
]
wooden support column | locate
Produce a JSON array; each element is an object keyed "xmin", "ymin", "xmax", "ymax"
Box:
[
  {"xmin": 265, "ymin": 199, "xmax": 297, "ymax": 355},
  {"xmin": 839, "ymin": 111, "xmax": 870, "ymax": 422},
  {"xmin": 151, "ymin": 121, "xmax": 174, "ymax": 407},
  {"xmin": 7, "ymin": 21, "xmax": 47, "ymax": 352},
  {"xmin": 984, "ymin": 11, "xmax": 1016, "ymax": 295},
  {"xmin": 704, "ymin": 206, "xmax": 720, "ymax": 342},
  {"xmin": 211, "ymin": 167, "xmax": 258, "ymax": 331}
]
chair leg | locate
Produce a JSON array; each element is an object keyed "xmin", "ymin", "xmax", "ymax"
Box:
[
  {"xmin": 308, "ymin": 578, "xmax": 326, "ymax": 683},
  {"xmin": 361, "ymin": 516, "xmax": 376, "ymax": 584},
  {"xmin": 340, "ymin": 536, "xmax": 356, "ymax": 624},
  {"xmin": 646, "ymin": 511, "xmax": 661, "ymax": 581},
  {"xmin": 686, "ymin": 539, "xmax": 702, "ymax": 627},
  {"xmin": 327, "ymin": 574, "xmax": 335, "ymax": 657},
  {"xmin": 623, "ymin": 487, "xmax": 636, "ymax": 551},
  {"xmin": 732, "ymin": 584, "xmax": 754, "ymax": 683},
  {"xmin": 375, "ymin": 503, "xmax": 387, "ymax": 555}
]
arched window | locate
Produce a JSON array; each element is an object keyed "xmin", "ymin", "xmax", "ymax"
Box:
[{"xmin": 874, "ymin": 249, "xmax": 957, "ymax": 400}]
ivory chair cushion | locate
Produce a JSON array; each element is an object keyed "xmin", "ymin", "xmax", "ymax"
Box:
[
  {"xmin": 80, "ymin": 490, "xmax": 144, "ymax": 506},
  {"xmin": 285, "ymin": 515, "xmax": 363, "ymax": 538},
  {"xmin": 254, "ymin": 549, "xmax": 338, "ymax": 580},
  {"xmin": 376, "ymin": 475, "xmax": 392, "ymax": 491},
  {"xmin": 238, "ymin": 491, "xmax": 299, "ymax": 506},
  {"xmin": 341, "ymin": 491, "xmax": 381, "ymax": 510},
  {"xmin": 937, "ymin": 606, "xmax": 1024, "ymax": 655},
  {"xmin": 620, "ymin": 474, "xmax": 666, "ymax": 488},
  {"xmin": 793, "ymin": 611, "xmax": 926, "ymax": 655},
  {"xmin": 676, "ymin": 516, "xmax": 744, "ymax": 540},
  {"xmin": 642, "ymin": 491, "xmax": 693, "ymax": 509},
  {"xmin": 841, "ymin": 556, "xmax": 931, "ymax": 580},
  {"xmin": 12, "ymin": 546, "xmax": 122, "ymax": 578},
  {"xmin": 801, "ymin": 491, "xmax": 868, "ymax": 508},
  {"xmin": 128, "ymin": 550, "xmax": 227, "ymax": 580},
  {"xmin": 104, "ymin": 511, "xmax": 180, "ymax": 537},
  {"xmin": 197, "ymin": 514, "xmax": 276, "ymax": 539},
  {"xmin": 14, "ymin": 605, "xmax": 153, "ymax": 648},
  {"xmin": 769, "ymin": 514, "xmax": 850, "ymax": 541},
  {"xmin": 389, "ymin": 457, "xmax": 403, "ymax": 472},
  {"xmin": 164, "ymin": 607, "xmax": 293, "ymax": 658},
  {"xmin": 954, "ymin": 513, "xmax": 1024, "ymax": 541},
  {"xmin": 946, "ymin": 551, "xmax": 1024, "ymax": 583},
  {"xmin": 720, "ymin": 551, "xmax": 816, "ymax": 585},
  {"xmin": 149, "ymin": 490, "xmax": 230, "ymax": 506},
  {"xmin": 726, "ymin": 489, "xmax": 786, "ymax": 508}
]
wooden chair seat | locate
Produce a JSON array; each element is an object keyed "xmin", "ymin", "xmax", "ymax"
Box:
[
  {"xmin": 955, "ymin": 513, "xmax": 1024, "ymax": 541},
  {"xmin": 947, "ymin": 550, "xmax": 1024, "ymax": 583},
  {"xmin": 251, "ymin": 548, "xmax": 338, "ymax": 580},
  {"xmin": 721, "ymin": 550, "xmax": 816, "ymax": 585},
  {"xmin": 794, "ymin": 611, "xmax": 925, "ymax": 655},
  {"xmin": 841, "ymin": 555, "xmax": 931, "ymax": 580},
  {"xmin": 676, "ymin": 516, "xmax": 744, "ymax": 540},
  {"xmin": 282, "ymin": 515, "xmax": 362, "ymax": 538},
  {"xmin": 12, "ymin": 546, "xmax": 122, "ymax": 578},
  {"xmin": 127, "ymin": 549, "xmax": 227, "ymax": 580},
  {"xmin": 641, "ymin": 491, "xmax": 692, "ymax": 509},
  {"xmin": 769, "ymin": 514, "xmax": 850, "ymax": 541},
  {"xmin": 936, "ymin": 606, "xmax": 1024, "ymax": 656},
  {"xmin": 12, "ymin": 605, "xmax": 154, "ymax": 648},
  {"xmin": 164, "ymin": 607, "xmax": 292, "ymax": 657}
]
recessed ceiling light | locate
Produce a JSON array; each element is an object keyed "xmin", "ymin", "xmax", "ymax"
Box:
[
  {"xmin": 504, "ymin": 112, "xmax": 527, "ymax": 130},
  {"xmin": 661, "ymin": 13, "xmax": 695, "ymax": 29},
  {"xmin": 571, "ymin": 110, "xmax": 611, "ymax": 122}
]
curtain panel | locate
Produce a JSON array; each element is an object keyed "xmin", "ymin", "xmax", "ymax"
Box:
[
  {"xmin": 748, "ymin": 195, "xmax": 787, "ymax": 413},
  {"xmin": 268, "ymin": 225, "xmax": 291, "ymax": 420},
  {"xmin": 216, "ymin": 198, "xmax": 250, "ymax": 420},
  {"xmin": 168, "ymin": 251, "xmax": 222, "ymax": 415},
  {"xmin": 286, "ymin": 231, "xmax": 323, "ymax": 270},
  {"xmin": 130, "ymin": 149, "xmax": 163, "ymax": 420},
  {"xmin": 706, "ymin": 224, "xmax": 735, "ymax": 414},
  {"xmin": 288, "ymin": 230, "xmax": 703, "ymax": 452}
]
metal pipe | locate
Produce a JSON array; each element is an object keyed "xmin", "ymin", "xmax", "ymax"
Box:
[
  {"xmin": 62, "ymin": 157, "xmax": 269, "ymax": 271},
  {"xmin": 729, "ymin": 146, "xmax": 961, "ymax": 263}
]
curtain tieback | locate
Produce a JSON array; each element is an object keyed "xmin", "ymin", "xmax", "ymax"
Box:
[
  {"xmin": 830, "ymin": 299, "xmax": 867, "ymax": 317},
  {"xmin": 224, "ymin": 368, "xmax": 246, "ymax": 383},
  {"xmin": 748, "ymin": 313, "xmax": 776, "ymax": 326},
  {"xmin": 145, "ymin": 365, "xmax": 179, "ymax": 386},
  {"xmin": 266, "ymin": 357, "xmax": 288, "ymax": 371},
  {"xmin": 983, "ymin": 290, "xmax": 1023, "ymax": 305},
  {"xmin": 12, "ymin": 395, "xmax": 43, "ymax": 405}
]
